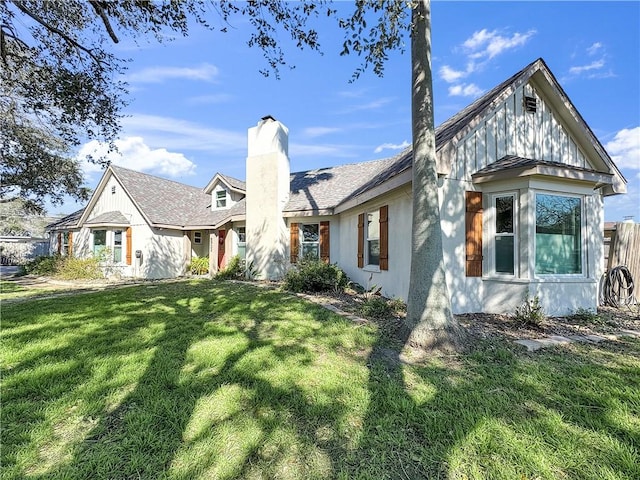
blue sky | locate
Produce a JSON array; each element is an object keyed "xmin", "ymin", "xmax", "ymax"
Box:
[{"xmin": 61, "ymin": 1, "xmax": 639, "ymax": 222}]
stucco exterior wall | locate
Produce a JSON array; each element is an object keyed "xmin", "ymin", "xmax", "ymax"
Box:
[
  {"xmin": 72, "ymin": 174, "xmax": 187, "ymax": 279},
  {"xmin": 337, "ymin": 186, "xmax": 412, "ymax": 301}
]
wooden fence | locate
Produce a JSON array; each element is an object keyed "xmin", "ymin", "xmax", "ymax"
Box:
[{"xmin": 607, "ymin": 222, "xmax": 640, "ymax": 287}]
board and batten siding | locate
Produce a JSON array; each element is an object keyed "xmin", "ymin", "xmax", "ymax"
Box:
[{"xmin": 452, "ymin": 81, "xmax": 589, "ymax": 181}]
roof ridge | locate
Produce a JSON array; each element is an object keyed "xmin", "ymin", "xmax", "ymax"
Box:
[
  {"xmin": 110, "ymin": 164, "xmax": 204, "ymax": 193},
  {"xmin": 290, "ymin": 147, "xmax": 411, "ymax": 177}
]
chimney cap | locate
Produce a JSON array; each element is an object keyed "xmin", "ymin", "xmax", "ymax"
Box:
[{"xmin": 261, "ymin": 114, "xmax": 277, "ymax": 122}]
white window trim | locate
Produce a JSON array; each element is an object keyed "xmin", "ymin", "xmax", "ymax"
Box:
[
  {"xmin": 532, "ymin": 190, "xmax": 586, "ymax": 279},
  {"xmin": 488, "ymin": 192, "xmax": 518, "ymax": 278}
]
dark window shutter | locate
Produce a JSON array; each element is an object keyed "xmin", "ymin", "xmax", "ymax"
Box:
[
  {"xmin": 357, "ymin": 213, "xmax": 364, "ymax": 268},
  {"xmin": 465, "ymin": 191, "xmax": 483, "ymax": 277},
  {"xmin": 57, "ymin": 232, "xmax": 61, "ymax": 254},
  {"xmin": 126, "ymin": 227, "xmax": 133, "ymax": 265},
  {"xmin": 68, "ymin": 231, "xmax": 73, "ymax": 257},
  {"xmin": 379, "ymin": 205, "xmax": 389, "ymax": 270},
  {"xmin": 290, "ymin": 223, "xmax": 299, "ymax": 263},
  {"xmin": 320, "ymin": 221, "xmax": 330, "ymax": 263}
]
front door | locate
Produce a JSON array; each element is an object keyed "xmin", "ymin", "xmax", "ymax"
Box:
[{"xmin": 217, "ymin": 229, "xmax": 226, "ymax": 269}]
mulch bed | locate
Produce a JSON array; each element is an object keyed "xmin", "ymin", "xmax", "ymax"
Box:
[{"xmin": 300, "ymin": 288, "xmax": 640, "ymax": 344}]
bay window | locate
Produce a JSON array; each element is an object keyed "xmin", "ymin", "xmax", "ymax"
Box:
[
  {"xmin": 92, "ymin": 229, "xmax": 127, "ymax": 264},
  {"xmin": 535, "ymin": 194, "xmax": 582, "ymax": 275}
]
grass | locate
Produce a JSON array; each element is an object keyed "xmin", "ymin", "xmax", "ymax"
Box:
[
  {"xmin": 0, "ymin": 280, "xmax": 53, "ymax": 300},
  {"xmin": 1, "ymin": 280, "xmax": 639, "ymax": 480}
]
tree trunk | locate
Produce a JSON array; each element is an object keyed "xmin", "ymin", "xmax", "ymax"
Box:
[{"xmin": 404, "ymin": 0, "xmax": 465, "ymax": 354}]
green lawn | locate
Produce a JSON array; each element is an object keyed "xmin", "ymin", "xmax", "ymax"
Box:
[{"xmin": 2, "ymin": 280, "xmax": 639, "ymax": 479}]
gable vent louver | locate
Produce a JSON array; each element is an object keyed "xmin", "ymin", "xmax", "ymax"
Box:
[{"xmin": 524, "ymin": 96, "xmax": 537, "ymax": 113}]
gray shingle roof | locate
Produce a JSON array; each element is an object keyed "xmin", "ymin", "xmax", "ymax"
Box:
[
  {"xmin": 473, "ymin": 155, "xmax": 605, "ymax": 176},
  {"xmin": 218, "ymin": 173, "xmax": 246, "ymax": 192},
  {"xmin": 46, "ymin": 209, "xmax": 84, "ymax": 230},
  {"xmin": 85, "ymin": 210, "xmax": 130, "ymax": 225},
  {"xmin": 111, "ymin": 166, "xmax": 217, "ymax": 227},
  {"xmin": 285, "ymin": 148, "xmax": 412, "ymax": 212}
]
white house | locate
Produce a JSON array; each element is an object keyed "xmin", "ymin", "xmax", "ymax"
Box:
[{"xmin": 48, "ymin": 58, "xmax": 626, "ymax": 315}]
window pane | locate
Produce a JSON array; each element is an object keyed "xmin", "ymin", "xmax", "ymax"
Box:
[
  {"xmin": 368, "ymin": 239, "xmax": 380, "ymax": 266},
  {"xmin": 114, "ymin": 230, "xmax": 122, "ymax": 246},
  {"xmin": 237, "ymin": 244, "xmax": 246, "ymax": 260},
  {"xmin": 93, "ymin": 230, "xmax": 106, "ymax": 256},
  {"xmin": 216, "ymin": 190, "xmax": 227, "ymax": 208},
  {"xmin": 496, "ymin": 196, "xmax": 513, "ymax": 233},
  {"xmin": 495, "ymin": 236, "xmax": 514, "ymax": 274},
  {"xmin": 367, "ymin": 211, "xmax": 380, "ymax": 239},
  {"xmin": 302, "ymin": 243, "xmax": 319, "ymax": 259},
  {"xmin": 113, "ymin": 247, "xmax": 122, "ymax": 263},
  {"xmin": 238, "ymin": 227, "xmax": 246, "ymax": 243},
  {"xmin": 535, "ymin": 194, "xmax": 581, "ymax": 274},
  {"xmin": 94, "ymin": 230, "xmax": 106, "ymax": 245},
  {"xmin": 302, "ymin": 224, "xmax": 319, "ymax": 242}
]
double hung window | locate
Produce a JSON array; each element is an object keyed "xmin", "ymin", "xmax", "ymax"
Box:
[
  {"xmin": 366, "ymin": 211, "xmax": 380, "ymax": 266},
  {"xmin": 493, "ymin": 194, "xmax": 515, "ymax": 275},
  {"xmin": 216, "ymin": 190, "xmax": 227, "ymax": 208},
  {"xmin": 301, "ymin": 224, "xmax": 319, "ymax": 260},
  {"xmin": 237, "ymin": 227, "xmax": 246, "ymax": 260}
]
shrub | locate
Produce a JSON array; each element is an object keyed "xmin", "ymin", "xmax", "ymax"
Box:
[
  {"xmin": 188, "ymin": 256, "xmax": 210, "ymax": 275},
  {"xmin": 23, "ymin": 255, "xmax": 61, "ymax": 276},
  {"xmin": 56, "ymin": 256, "xmax": 103, "ymax": 280},
  {"xmin": 283, "ymin": 259, "xmax": 348, "ymax": 293},
  {"xmin": 358, "ymin": 296, "xmax": 406, "ymax": 320},
  {"xmin": 358, "ymin": 296, "xmax": 392, "ymax": 319},
  {"xmin": 215, "ymin": 255, "xmax": 244, "ymax": 280},
  {"xmin": 514, "ymin": 293, "xmax": 545, "ymax": 327}
]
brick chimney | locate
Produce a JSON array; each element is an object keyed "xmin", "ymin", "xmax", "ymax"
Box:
[{"xmin": 245, "ymin": 116, "xmax": 290, "ymax": 280}]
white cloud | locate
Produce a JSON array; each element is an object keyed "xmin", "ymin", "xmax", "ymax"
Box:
[
  {"xmin": 448, "ymin": 83, "xmax": 483, "ymax": 97},
  {"xmin": 440, "ymin": 28, "xmax": 535, "ymax": 94},
  {"xmin": 121, "ymin": 114, "xmax": 246, "ymax": 155},
  {"xmin": 606, "ymin": 127, "xmax": 640, "ymax": 170},
  {"xmin": 439, "ymin": 65, "xmax": 466, "ymax": 83},
  {"xmin": 126, "ymin": 63, "xmax": 219, "ymax": 83},
  {"xmin": 587, "ymin": 42, "xmax": 603, "ymax": 56},
  {"xmin": 289, "ymin": 143, "xmax": 358, "ymax": 158},
  {"xmin": 78, "ymin": 137, "xmax": 196, "ymax": 180},
  {"xmin": 463, "ymin": 28, "xmax": 536, "ymax": 60},
  {"xmin": 302, "ymin": 127, "xmax": 341, "ymax": 138},
  {"xmin": 374, "ymin": 141, "xmax": 410, "ymax": 154},
  {"xmin": 569, "ymin": 59, "xmax": 606, "ymax": 75}
]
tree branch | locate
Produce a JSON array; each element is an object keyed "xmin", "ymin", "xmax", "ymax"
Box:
[
  {"xmin": 88, "ymin": 1, "xmax": 119, "ymax": 43},
  {"xmin": 11, "ymin": 1, "xmax": 103, "ymax": 64}
]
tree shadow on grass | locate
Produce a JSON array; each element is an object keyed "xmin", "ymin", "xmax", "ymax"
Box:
[
  {"xmin": 15, "ymin": 281, "xmax": 368, "ymax": 479},
  {"xmin": 5, "ymin": 280, "xmax": 639, "ymax": 479},
  {"xmin": 338, "ymin": 317, "xmax": 640, "ymax": 479}
]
